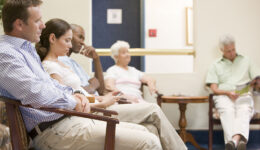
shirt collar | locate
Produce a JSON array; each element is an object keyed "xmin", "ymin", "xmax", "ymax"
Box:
[
  {"xmin": 1, "ymin": 35, "xmax": 31, "ymax": 48},
  {"xmin": 219, "ymin": 54, "xmax": 243, "ymax": 63}
]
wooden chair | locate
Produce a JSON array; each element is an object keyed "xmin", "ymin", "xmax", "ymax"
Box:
[
  {"xmin": 208, "ymin": 93, "xmax": 260, "ymax": 150},
  {"xmin": 0, "ymin": 96, "xmax": 119, "ymax": 150}
]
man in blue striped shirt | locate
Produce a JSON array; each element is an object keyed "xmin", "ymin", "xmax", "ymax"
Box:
[{"xmin": 0, "ymin": 0, "xmax": 164, "ymax": 149}]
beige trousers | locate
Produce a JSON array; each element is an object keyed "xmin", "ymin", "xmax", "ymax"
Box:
[
  {"xmin": 214, "ymin": 95, "xmax": 254, "ymax": 143},
  {"xmin": 33, "ymin": 116, "xmax": 163, "ymax": 150},
  {"xmin": 107, "ymin": 103, "xmax": 187, "ymax": 150}
]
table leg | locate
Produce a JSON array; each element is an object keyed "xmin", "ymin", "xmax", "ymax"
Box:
[
  {"xmin": 178, "ymin": 103, "xmax": 206, "ymax": 150},
  {"xmin": 178, "ymin": 103, "xmax": 187, "ymax": 141}
]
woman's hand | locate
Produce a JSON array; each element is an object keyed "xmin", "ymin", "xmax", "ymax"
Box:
[
  {"xmin": 119, "ymin": 94, "xmax": 140, "ymax": 103},
  {"xmin": 141, "ymin": 75, "xmax": 157, "ymax": 95},
  {"xmin": 148, "ymin": 84, "xmax": 158, "ymax": 95},
  {"xmin": 100, "ymin": 92, "xmax": 120, "ymax": 107}
]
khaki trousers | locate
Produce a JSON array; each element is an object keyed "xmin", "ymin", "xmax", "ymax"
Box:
[
  {"xmin": 214, "ymin": 95, "xmax": 254, "ymax": 143},
  {"xmin": 107, "ymin": 103, "xmax": 187, "ymax": 150},
  {"xmin": 33, "ymin": 116, "xmax": 163, "ymax": 150}
]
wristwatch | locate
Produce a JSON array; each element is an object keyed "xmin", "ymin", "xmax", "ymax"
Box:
[{"xmin": 73, "ymin": 90, "xmax": 85, "ymax": 96}]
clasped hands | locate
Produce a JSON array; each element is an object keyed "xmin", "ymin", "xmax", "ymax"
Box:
[
  {"xmin": 73, "ymin": 93, "xmax": 91, "ymax": 113},
  {"xmin": 73, "ymin": 91, "xmax": 123, "ymax": 112}
]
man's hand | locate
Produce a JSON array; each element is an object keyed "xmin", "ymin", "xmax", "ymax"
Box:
[
  {"xmin": 83, "ymin": 77, "xmax": 100, "ymax": 94},
  {"xmin": 89, "ymin": 77, "xmax": 100, "ymax": 90},
  {"xmin": 251, "ymin": 76, "xmax": 260, "ymax": 92},
  {"xmin": 73, "ymin": 93, "xmax": 91, "ymax": 113},
  {"xmin": 80, "ymin": 43, "xmax": 98, "ymax": 59},
  {"xmin": 227, "ymin": 91, "xmax": 239, "ymax": 101}
]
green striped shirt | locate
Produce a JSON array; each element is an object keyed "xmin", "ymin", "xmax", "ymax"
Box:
[{"xmin": 206, "ymin": 55, "xmax": 260, "ymax": 91}]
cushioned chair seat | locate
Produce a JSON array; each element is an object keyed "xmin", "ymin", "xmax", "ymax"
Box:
[
  {"xmin": 0, "ymin": 124, "xmax": 11, "ymax": 150},
  {"xmin": 0, "ymin": 102, "xmax": 8, "ymax": 126}
]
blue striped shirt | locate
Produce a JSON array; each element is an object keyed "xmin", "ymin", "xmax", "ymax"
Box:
[
  {"xmin": 58, "ymin": 56, "xmax": 90, "ymax": 87},
  {"xmin": 0, "ymin": 35, "xmax": 77, "ymax": 131}
]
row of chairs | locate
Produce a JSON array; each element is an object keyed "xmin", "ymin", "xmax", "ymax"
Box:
[{"xmin": 1, "ymin": 93, "xmax": 260, "ymax": 150}]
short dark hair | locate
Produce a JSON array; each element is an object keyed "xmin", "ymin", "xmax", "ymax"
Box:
[
  {"xmin": 2, "ymin": 0, "xmax": 42, "ymax": 33},
  {"xmin": 36, "ymin": 18, "xmax": 71, "ymax": 61}
]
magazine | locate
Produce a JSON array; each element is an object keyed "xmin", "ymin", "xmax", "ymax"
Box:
[
  {"xmin": 235, "ymin": 82, "xmax": 251, "ymax": 95},
  {"xmin": 235, "ymin": 76, "xmax": 260, "ymax": 95}
]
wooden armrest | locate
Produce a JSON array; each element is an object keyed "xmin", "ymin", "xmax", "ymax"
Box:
[
  {"xmin": 155, "ymin": 91, "xmax": 163, "ymax": 97},
  {"xmin": 39, "ymin": 107, "xmax": 119, "ymax": 123},
  {"xmin": 142, "ymin": 83, "xmax": 163, "ymax": 97},
  {"xmin": 91, "ymin": 107, "xmax": 118, "ymax": 116},
  {"xmin": 0, "ymin": 96, "xmax": 119, "ymax": 124}
]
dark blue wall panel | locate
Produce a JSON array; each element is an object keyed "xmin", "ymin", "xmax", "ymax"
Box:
[{"xmin": 92, "ymin": 0, "xmax": 141, "ymax": 71}]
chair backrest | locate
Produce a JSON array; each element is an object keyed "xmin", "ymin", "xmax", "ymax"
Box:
[
  {"xmin": 0, "ymin": 97, "xmax": 29, "ymax": 150},
  {"xmin": 141, "ymin": 83, "xmax": 162, "ymax": 104},
  {"xmin": 0, "ymin": 102, "xmax": 8, "ymax": 126}
]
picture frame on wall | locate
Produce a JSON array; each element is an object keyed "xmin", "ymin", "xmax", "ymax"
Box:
[{"xmin": 186, "ymin": 7, "xmax": 193, "ymax": 46}]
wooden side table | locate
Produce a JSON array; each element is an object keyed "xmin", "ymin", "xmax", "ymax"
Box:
[{"xmin": 157, "ymin": 95, "xmax": 208, "ymax": 150}]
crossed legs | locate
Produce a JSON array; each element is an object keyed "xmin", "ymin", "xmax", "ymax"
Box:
[{"xmin": 108, "ymin": 103, "xmax": 187, "ymax": 150}]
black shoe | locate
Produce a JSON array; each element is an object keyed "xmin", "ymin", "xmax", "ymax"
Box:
[
  {"xmin": 237, "ymin": 140, "xmax": 246, "ymax": 150},
  {"xmin": 225, "ymin": 141, "xmax": 235, "ymax": 150}
]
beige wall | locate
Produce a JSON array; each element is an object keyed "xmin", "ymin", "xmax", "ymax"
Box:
[
  {"xmin": 8, "ymin": 0, "xmax": 258, "ymax": 130},
  {"xmin": 143, "ymin": 0, "xmax": 260, "ymax": 130},
  {"xmin": 42, "ymin": 0, "xmax": 92, "ymax": 45},
  {"xmin": 42, "ymin": 0, "xmax": 260, "ymax": 130},
  {"xmin": 156, "ymin": 0, "xmax": 260, "ymax": 129},
  {"xmin": 41, "ymin": 0, "xmax": 93, "ymax": 72}
]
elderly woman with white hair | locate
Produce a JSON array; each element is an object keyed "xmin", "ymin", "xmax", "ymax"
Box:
[
  {"xmin": 104, "ymin": 41, "xmax": 187, "ymax": 150},
  {"xmin": 105, "ymin": 40, "xmax": 157, "ymax": 103}
]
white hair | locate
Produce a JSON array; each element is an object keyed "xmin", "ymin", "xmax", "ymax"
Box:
[
  {"xmin": 219, "ymin": 34, "xmax": 235, "ymax": 50},
  {"xmin": 110, "ymin": 40, "xmax": 130, "ymax": 62}
]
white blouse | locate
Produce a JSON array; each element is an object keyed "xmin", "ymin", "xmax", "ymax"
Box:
[
  {"xmin": 42, "ymin": 60, "xmax": 90, "ymax": 96},
  {"xmin": 105, "ymin": 65, "xmax": 145, "ymax": 102}
]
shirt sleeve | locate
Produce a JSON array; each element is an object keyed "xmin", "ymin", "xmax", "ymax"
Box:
[
  {"xmin": 206, "ymin": 64, "xmax": 219, "ymax": 85},
  {"xmin": 59, "ymin": 57, "xmax": 90, "ymax": 87},
  {"xmin": 105, "ymin": 66, "xmax": 117, "ymax": 79},
  {"xmin": 0, "ymin": 52, "xmax": 76, "ymax": 110},
  {"xmin": 133, "ymin": 67, "xmax": 144, "ymax": 80}
]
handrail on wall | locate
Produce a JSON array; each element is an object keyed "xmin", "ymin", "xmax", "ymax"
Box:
[{"xmin": 96, "ymin": 48, "xmax": 195, "ymax": 56}]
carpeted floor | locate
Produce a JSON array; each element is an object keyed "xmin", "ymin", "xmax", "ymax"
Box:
[{"xmin": 187, "ymin": 143, "xmax": 260, "ymax": 150}]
